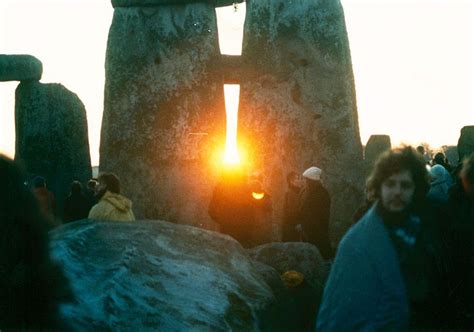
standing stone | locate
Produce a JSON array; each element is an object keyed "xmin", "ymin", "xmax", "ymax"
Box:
[
  {"xmin": 364, "ymin": 134, "xmax": 391, "ymax": 175},
  {"xmin": 457, "ymin": 126, "xmax": 474, "ymax": 161},
  {"xmin": 239, "ymin": 0, "xmax": 364, "ymax": 243},
  {"xmin": 0, "ymin": 54, "xmax": 43, "ymax": 82},
  {"xmin": 15, "ymin": 81, "xmax": 92, "ymax": 218},
  {"xmin": 443, "ymin": 145, "xmax": 458, "ymax": 166},
  {"xmin": 101, "ymin": 3, "xmax": 226, "ymax": 226}
]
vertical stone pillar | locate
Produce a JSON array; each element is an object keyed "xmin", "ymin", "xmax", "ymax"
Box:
[
  {"xmin": 15, "ymin": 81, "xmax": 92, "ymax": 217},
  {"xmin": 239, "ymin": 0, "xmax": 364, "ymax": 243},
  {"xmin": 101, "ymin": 2, "xmax": 226, "ymax": 226},
  {"xmin": 364, "ymin": 135, "xmax": 391, "ymax": 176},
  {"xmin": 458, "ymin": 126, "xmax": 474, "ymax": 161}
]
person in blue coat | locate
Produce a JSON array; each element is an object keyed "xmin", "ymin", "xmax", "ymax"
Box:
[{"xmin": 317, "ymin": 147, "xmax": 446, "ymax": 331}]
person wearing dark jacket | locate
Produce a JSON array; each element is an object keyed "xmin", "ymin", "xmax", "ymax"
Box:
[
  {"xmin": 298, "ymin": 166, "xmax": 333, "ymax": 259},
  {"xmin": 209, "ymin": 169, "xmax": 255, "ymax": 247},
  {"xmin": 445, "ymin": 152, "xmax": 474, "ymax": 328},
  {"xmin": 63, "ymin": 181, "xmax": 93, "ymax": 223},
  {"xmin": 282, "ymin": 171, "xmax": 302, "ymax": 242}
]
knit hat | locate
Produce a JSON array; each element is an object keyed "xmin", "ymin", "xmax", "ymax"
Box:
[{"xmin": 302, "ymin": 166, "xmax": 322, "ymax": 181}]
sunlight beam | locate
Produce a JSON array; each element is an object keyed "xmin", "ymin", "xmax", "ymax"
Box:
[{"xmin": 223, "ymin": 84, "xmax": 241, "ymax": 165}]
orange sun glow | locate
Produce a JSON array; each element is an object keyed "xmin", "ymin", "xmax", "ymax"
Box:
[{"xmin": 252, "ymin": 192, "xmax": 265, "ymax": 200}]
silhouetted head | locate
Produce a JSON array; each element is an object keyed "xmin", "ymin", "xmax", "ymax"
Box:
[
  {"xmin": 70, "ymin": 181, "xmax": 83, "ymax": 195},
  {"xmin": 416, "ymin": 145, "xmax": 425, "ymax": 155},
  {"xmin": 368, "ymin": 146, "xmax": 429, "ymax": 212},
  {"xmin": 433, "ymin": 152, "xmax": 447, "ymax": 166},
  {"xmin": 87, "ymin": 179, "xmax": 97, "ymax": 191},
  {"xmin": 33, "ymin": 176, "xmax": 47, "ymax": 189},
  {"xmin": 97, "ymin": 173, "xmax": 120, "ymax": 194}
]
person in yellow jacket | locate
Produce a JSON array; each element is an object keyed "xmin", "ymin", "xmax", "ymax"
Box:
[{"xmin": 88, "ymin": 172, "xmax": 136, "ymax": 221}]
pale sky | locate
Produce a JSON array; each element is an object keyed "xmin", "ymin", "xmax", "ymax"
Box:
[{"xmin": 1, "ymin": 0, "xmax": 473, "ymax": 166}]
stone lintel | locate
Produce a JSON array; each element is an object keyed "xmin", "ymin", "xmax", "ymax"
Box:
[
  {"xmin": 0, "ymin": 54, "xmax": 42, "ymax": 82},
  {"xmin": 112, "ymin": 0, "xmax": 244, "ymax": 8}
]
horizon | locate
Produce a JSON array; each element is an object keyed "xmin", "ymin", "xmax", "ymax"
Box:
[{"xmin": 1, "ymin": 0, "xmax": 473, "ymax": 165}]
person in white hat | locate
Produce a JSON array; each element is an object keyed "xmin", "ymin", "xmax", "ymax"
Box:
[{"xmin": 297, "ymin": 166, "xmax": 333, "ymax": 260}]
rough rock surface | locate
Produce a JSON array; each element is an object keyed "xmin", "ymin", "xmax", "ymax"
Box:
[
  {"xmin": 101, "ymin": 4, "xmax": 226, "ymax": 228},
  {"xmin": 0, "ymin": 54, "xmax": 43, "ymax": 81},
  {"xmin": 248, "ymin": 242, "xmax": 328, "ymax": 296},
  {"xmin": 50, "ymin": 220, "xmax": 276, "ymax": 331},
  {"xmin": 248, "ymin": 242, "xmax": 329, "ymax": 331},
  {"xmin": 239, "ymin": 0, "xmax": 364, "ymax": 244},
  {"xmin": 364, "ymin": 135, "xmax": 391, "ymax": 175},
  {"xmin": 15, "ymin": 81, "xmax": 92, "ymax": 216},
  {"xmin": 443, "ymin": 145, "xmax": 459, "ymax": 166},
  {"xmin": 457, "ymin": 126, "xmax": 474, "ymax": 161}
]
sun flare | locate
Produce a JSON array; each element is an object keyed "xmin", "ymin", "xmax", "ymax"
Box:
[{"xmin": 252, "ymin": 192, "xmax": 265, "ymax": 200}]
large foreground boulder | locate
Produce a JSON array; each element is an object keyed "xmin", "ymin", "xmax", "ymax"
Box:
[
  {"xmin": 50, "ymin": 220, "xmax": 277, "ymax": 330},
  {"xmin": 15, "ymin": 81, "xmax": 92, "ymax": 217},
  {"xmin": 0, "ymin": 54, "xmax": 42, "ymax": 81}
]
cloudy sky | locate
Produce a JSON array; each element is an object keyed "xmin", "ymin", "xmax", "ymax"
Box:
[{"xmin": 1, "ymin": 0, "xmax": 473, "ymax": 165}]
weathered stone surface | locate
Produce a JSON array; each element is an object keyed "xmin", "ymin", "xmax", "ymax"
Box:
[
  {"xmin": 248, "ymin": 242, "xmax": 328, "ymax": 295},
  {"xmin": 0, "ymin": 54, "xmax": 43, "ymax": 81},
  {"xmin": 248, "ymin": 243, "xmax": 329, "ymax": 331},
  {"xmin": 458, "ymin": 126, "xmax": 474, "ymax": 161},
  {"xmin": 50, "ymin": 220, "xmax": 276, "ymax": 330},
  {"xmin": 239, "ymin": 0, "xmax": 364, "ymax": 244},
  {"xmin": 101, "ymin": 5, "xmax": 226, "ymax": 226},
  {"xmin": 443, "ymin": 145, "xmax": 458, "ymax": 166},
  {"xmin": 15, "ymin": 81, "xmax": 92, "ymax": 216},
  {"xmin": 112, "ymin": 0, "xmax": 244, "ymax": 8},
  {"xmin": 364, "ymin": 134, "xmax": 391, "ymax": 175}
]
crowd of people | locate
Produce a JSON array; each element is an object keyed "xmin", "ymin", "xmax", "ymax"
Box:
[
  {"xmin": 318, "ymin": 147, "xmax": 474, "ymax": 330},
  {"xmin": 1, "ymin": 144, "xmax": 473, "ymax": 329},
  {"xmin": 208, "ymin": 166, "xmax": 333, "ymax": 259},
  {"xmin": 29, "ymin": 172, "xmax": 136, "ymax": 229}
]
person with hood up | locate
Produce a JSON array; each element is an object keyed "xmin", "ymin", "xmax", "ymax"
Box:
[
  {"xmin": 88, "ymin": 172, "xmax": 135, "ymax": 221},
  {"xmin": 427, "ymin": 164, "xmax": 453, "ymax": 204},
  {"xmin": 297, "ymin": 166, "xmax": 333, "ymax": 259}
]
